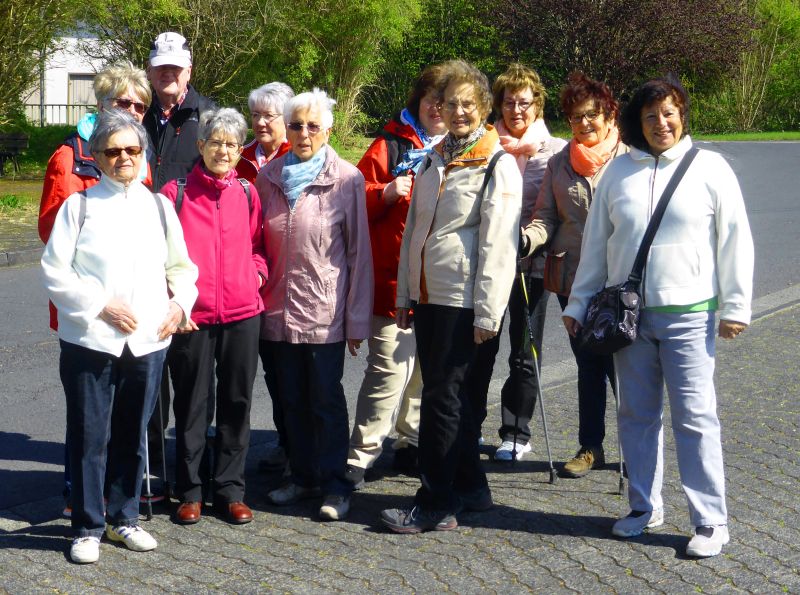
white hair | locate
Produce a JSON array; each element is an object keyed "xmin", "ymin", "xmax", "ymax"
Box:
[
  {"xmin": 283, "ymin": 88, "xmax": 336, "ymax": 129},
  {"xmin": 199, "ymin": 107, "xmax": 248, "ymax": 145},
  {"xmin": 248, "ymin": 82, "xmax": 294, "ymax": 114}
]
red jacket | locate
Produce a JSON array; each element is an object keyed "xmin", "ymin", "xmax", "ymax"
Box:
[
  {"xmin": 356, "ymin": 119, "xmax": 422, "ymax": 318},
  {"xmin": 160, "ymin": 163, "xmax": 267, "ymax": 326},
  {"xmin": 235, "ymin": 139, "xmax": 291, "ymax": 184},
  {"xmin": 39, "ymin": 133, "xmax": 153, "ymax": 330}
]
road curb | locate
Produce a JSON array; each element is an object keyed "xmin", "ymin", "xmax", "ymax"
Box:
[{"xmin": 0, "ymin": 247, "xmax": 41, "ymax": 267}]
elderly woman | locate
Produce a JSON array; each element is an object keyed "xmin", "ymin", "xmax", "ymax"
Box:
[
  {"xmin": 162, "ymin": 108, "xmax": 267, "ymax": 526},
  {"xmin": 381, "ymin": 60, "xmax": 521, "ymax": 533},
  {"xmin": 468, "ymin": 63, "xmax": 566, "ymax": 462},
  {"xmin": 345, "ymin": 64, "xmax": 447, "ymax": 487},
  {"xmin": 236, "ymin": 82, "xmax": 294, "ymax": 184},
  {"xmin": 37, "ymin": 61, "xmax": 155, "ymax": 517},
  {"xmin": 520, "ymin": 71, "xmax": 627, "ymax": 478},
  {"xmin": 563, "ymin": 77, "xmax": 753, "ymax": 558},
  {"xmin": 41, "ymin": 110, "xmax": 197, "ymax": 564},
  {"xmin": 256, "ymin": 88, "xmax": 373, "ymax": 522}
]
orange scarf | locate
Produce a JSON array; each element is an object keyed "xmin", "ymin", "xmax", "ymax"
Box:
[{"xmin": 569, "ymin": 125, "xmax": 620, "ymax": 177}]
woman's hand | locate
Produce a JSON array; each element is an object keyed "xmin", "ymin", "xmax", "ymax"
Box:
[
  {"xmin": 100, "ymin": 298, "xmax": 138, "ymax": 334},
  {"xmin": 383, "ymin": 175, "xmax": 413, "ymax": 205},
  {"xmin": 157, "ymin": 301, "xmax": 185, "ymax": 340},
  {"xmin": 347, "ymin": 338, "xmax": 363, "ymax": 356},
  {"xmin": 177, "ymin": 318, "xmax": 200, "ymax": 334},
  {"xmin": 474, "ymin": 326, "xmax": 497, "ymax": 344},
  {"xmin": 562, "ymin": 316, "xmax": 582, "ymax": 338},
  {"xmin": 719, "ymin": 319, "xmax": 747, "ymax": 339},
  {"xmin": 396, "ymin": 307, "xmax": 411, "ymax": 330}
]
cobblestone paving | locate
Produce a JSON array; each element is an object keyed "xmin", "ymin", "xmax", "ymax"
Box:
[{"xmin": 1, "ymin": 305, "xmax": 798, "ymax": 593}]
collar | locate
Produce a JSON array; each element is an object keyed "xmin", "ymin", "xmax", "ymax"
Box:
[
  {"xmin": 193, "ymin": 161, "xmax": 238, "ymax": 191},
  {"xmin": 630, "ymin": 134, "xmax": 693, "ymax": 162},
  {"xmin": 435, "ymin": 124, "xmax": 500, "ymax": 167}
]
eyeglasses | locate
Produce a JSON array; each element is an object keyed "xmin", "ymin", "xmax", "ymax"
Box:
[
  {"xmin": 568, "ymin": 111, "xmax": 601, "ymax": 124},
  {"xmin": 438, "ymin": 100, "xmax": 478, "ymax": 114},
  {"xmin": 102, "ymin": 146, "xmax": 143, "ymax": 158},
  {"xmin": 287, "ymin": 122, "xmax": 323, "ymax": 135},
  {"xmin": 113, "ymin": 98, "xmax": 148, "ymax": 115},
  {"xmin": 205, "ymin": 139, "xmax": 241, "ymax": 152},
  {"xmin": 252, "ymin": 111, "xmax": 282, "ymax": 123},
  {"xmin": 502, "ymin": 100, "xmax": 533, "ymax": 112}
]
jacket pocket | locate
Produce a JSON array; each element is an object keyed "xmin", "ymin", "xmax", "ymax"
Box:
[
  {"xmin": 648, "ymin": 243, "xmax": 701, "ymax": 289},
  {"xmin": 544, "ymin": 250, "xmax": 569, "ymax": 295}
]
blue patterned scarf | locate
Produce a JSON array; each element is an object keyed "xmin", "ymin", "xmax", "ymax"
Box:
[
  {"xmin": 391, "ymin": 109, "xmax": 445, "ymax": 176},
  {"xmin": 281, "ymin": 146, "xmax": 327, "ymax": 209}
]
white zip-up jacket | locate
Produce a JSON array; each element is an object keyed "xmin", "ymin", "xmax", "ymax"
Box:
[
  {"xmin": 42, "ymin": 176, "xmax": 199, "ymax": 357},
  {"xmin": 396, "ymin": 126, "xmax": 522, "ymax": 332},
  {"xmin": 564, "ymin": 135, "xmax": 754, "ymax": 325}
]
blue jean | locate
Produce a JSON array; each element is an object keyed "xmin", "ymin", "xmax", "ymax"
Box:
[
  {"xmin": 265, "ymin": 341, "xmax": 352, "ymax": 497},
  {"xmin": 615, "ymin": 310, "xmax": 726, "ymax": 527},
  {"xmin": 557, "ymin": 294, "xmax": 615, "ymax": 449},
  {"xmin": 59, "ymin": 340, "xmax": 165, "ymax": 537}
]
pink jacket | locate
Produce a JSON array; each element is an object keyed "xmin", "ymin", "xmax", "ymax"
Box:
[
  {"xmin": 255, "ymin": 146, "xmax": 373, "ymax": 343},
  {"xmin": 160, "ymin": 163, "xmax": 267, "ymax": 326}
]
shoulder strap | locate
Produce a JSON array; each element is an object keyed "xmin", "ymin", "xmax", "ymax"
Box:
[
  {"xmin": 477, "ymin": 150, "xmax": 506, "ymax": 202},
  {"xmin": 78, "ymin": 191, "xmax": 87, "ymax": 231},
  {"xmin": 628, "ymin": 146, "xmax": 700, "ymax": 284},
  {"xmin": 377, "ymin": 129, "xmax": 414, "ymax": 176},
  {"xmin": 175, "ymin": 178, "xmax": 187, "ymax": 214},
  {"xmin": 238, "ymin": 178, "xmax": 252, "ymax": 211},
  {"xmin": 152, "ymin": 192, "xmax": 167, "ymax": 238}
]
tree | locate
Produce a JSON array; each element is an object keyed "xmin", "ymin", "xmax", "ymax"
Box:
[
  {"xmin": 0, "ymin": 0, "xmax": 72, "ymax": 126},
  {"xmin": 495, "ymin": 0, "xmax": 752, "ymax": 100}
]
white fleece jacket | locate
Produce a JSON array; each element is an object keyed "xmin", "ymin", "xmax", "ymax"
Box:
[
  {"xmin": 41, "ymin": 176, "xmax": 198, "ymax": 357},
  {"xmin": 564, "ymin": 135, "xmax": 754, "ymax": 325}
]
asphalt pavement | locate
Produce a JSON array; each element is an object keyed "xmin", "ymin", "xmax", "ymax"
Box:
[{"xmin": 1, "ymin": 141, "xmax": 799, "ymax": 592}]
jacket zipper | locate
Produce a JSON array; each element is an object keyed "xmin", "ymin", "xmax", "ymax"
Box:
[
  {"xmin": 215, "ymin": 189, "xmax": 223, "ymax": 324},
  {"xmin": 642, "ymin": 156, "xmax": 660, "ymax": 305}
]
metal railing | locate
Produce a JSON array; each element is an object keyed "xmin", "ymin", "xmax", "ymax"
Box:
[{"xmin": 24, "ymin": 104, "xmax": 95, "ymax": 127}]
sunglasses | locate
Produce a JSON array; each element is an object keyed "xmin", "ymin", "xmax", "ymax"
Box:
[
  {"xmin": 113, "ymin": 97, "xmax": 148, "ymax": 115},
  {"xmin": 103, "ymin": 146, "xmax": 143, "ymax": 158},
  {"xmin": 287, "ymin": 122, "xmax": 323, "ymax": 135}
]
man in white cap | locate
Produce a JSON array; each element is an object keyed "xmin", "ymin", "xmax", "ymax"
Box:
[
  {"xmin": 143, "ymin": 32, "xmax": 215, "ymax": 493},
  {"xmin": 144, "ymin": 31, "xmax": 215, "ymax": 190}
]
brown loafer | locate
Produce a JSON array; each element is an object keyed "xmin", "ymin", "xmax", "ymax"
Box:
[
  {"xmin": 176, "ymin": 501, "xmax": 201, "ymax": 525},
  {"xmin": 223, "ymin": 501, "xmax": 253, "ymax": 525}
]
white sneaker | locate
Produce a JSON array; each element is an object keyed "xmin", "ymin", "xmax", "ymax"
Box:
[
  {"xmin": 686, "ymin": 525, "xmax": 729, "ymax": 558},
  {"xmin": 70, "ymin": 536, "xmax": 100, "ymax": 564},
  {"xmin": 494, "ymin": 440, "xmax": 532, "ymax": 461},
  {"xmin": 267, "ymin": 483, "xmax": 319, "ymax": 506},
  {"xmin": 105, "ymin": 524, "xmax": 157, "ymax": 552},
  {"xmin": 319, "ymin": 495, "xmax": 350, "ymax": 521},
  {"xmin": 612, "ymin": 508, "xmax": 665, "ymax": 537}
]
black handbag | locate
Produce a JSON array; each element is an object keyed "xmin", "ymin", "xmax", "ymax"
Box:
[{"xmin": 577, "ymin": 146, "xmax": 700, "ymax": 355}]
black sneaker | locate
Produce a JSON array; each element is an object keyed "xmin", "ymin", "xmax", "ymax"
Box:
[
  {"xmin": 380, "ymin": 506, "xmax": 458, "ymax": 534},
  {"xmin": 345, "ymin": 465, "xmax": 366, "ymax": 490},
  {"xmin": 455, "ymin": 486, "xmax": 493, "ymax": 513},
  {"xmin": 392, "ymin": 445, "xmax": 419, "ymax": 476}
]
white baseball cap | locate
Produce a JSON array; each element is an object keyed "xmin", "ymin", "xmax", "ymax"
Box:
[{"xmin": 149, "ymin": 32, "xmax": 192, "ymax": 68}]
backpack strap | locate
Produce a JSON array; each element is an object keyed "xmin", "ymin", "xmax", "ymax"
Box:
[
  {"xmin": 238, "ymin": 178, "xmax": 252, "ymax": 211},
  {"xmin": 175, "ymin": 178, "xmax": 187, "ymax": 214},
  {"xmin": 477, "ymin": 151, "xmax": 506, "ymax": 201}
]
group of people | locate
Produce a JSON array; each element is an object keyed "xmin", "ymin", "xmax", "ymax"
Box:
[{"xmin": 39, "ymin": 30, "xmax": 753, "ymax": 565}]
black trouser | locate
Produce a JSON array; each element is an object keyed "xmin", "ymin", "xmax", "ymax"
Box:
[
  {"xmin": 414, "ymin": 304, "xmax": 487, "ymax": 512},
  {"xmin": 264, "ymin": 340, "xmax": 352, "ymax": 496},
  {"xmin": 169, "ymin": 315, "xmax": 260, "ymax": 504},
  {"xmin": 466, "ymin": 275, "xmax": 549, "ymax": 444},
  {"xmin": 557, "ymin": 294, "xmax": 614, "ymax": 450},
  {"xmin": 258, "ymin": 339, "xmax": 287, "ymax": 453}
]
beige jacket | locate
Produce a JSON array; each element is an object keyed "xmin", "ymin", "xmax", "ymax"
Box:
[
  {"xmin": 396, "ymin": 126, "xmax": 522, "ymax": 332},
  {"xmin": 521, "ymin": 141, "xmax": 627, "ymax": 296}
]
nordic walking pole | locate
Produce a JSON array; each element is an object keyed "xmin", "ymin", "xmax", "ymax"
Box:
[
  {"xmin": 613, "ymin": 360, "xmax": 625, "ymax": 495},
  {"xmin": 519, "ymin": 271, "xmax": 557, "ymax": 484},
  {"xmin": 156, "ymin": 379, "xmax": 171, "ymax": 502}
]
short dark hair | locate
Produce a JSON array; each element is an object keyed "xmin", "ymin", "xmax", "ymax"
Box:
[
  {"xmin": 406, "ymin": 63, "xmax": 445, "ymax": 120},
  {"xmin": 621, "ymin": 75, "xmax": 690, "ymax": 152},
  {"xmin": 560, "ymin": 71, "xmax": 619, "ymax": 123}
]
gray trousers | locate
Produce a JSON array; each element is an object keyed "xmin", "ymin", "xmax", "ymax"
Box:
[{"xmin": 615, "ymin": 310, "xmax": 727, "ymax": 528}]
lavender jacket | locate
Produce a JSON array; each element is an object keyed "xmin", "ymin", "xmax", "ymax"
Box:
[{"xmin": 255, "ymin": 146, "xmax": 373, "ymax": 343}]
